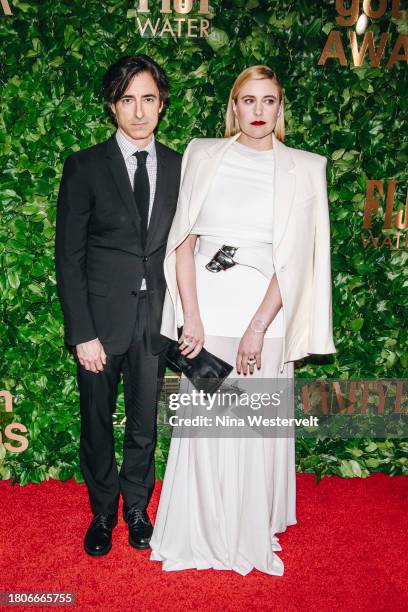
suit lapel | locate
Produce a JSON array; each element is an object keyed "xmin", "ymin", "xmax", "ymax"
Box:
[
  {"xmin": 105, "ymin": 136, "xmax": 142, "ymax": 243},
  {"xmin": 145, "ymin": 142, "xmax": 166, "ymax": 253},
  {"xmin": 272, "ymin": 132, "xmax": 296, "ymax": 253},
  {"xmin": 187, "ymin": 133, "xmax": 241, "ymax": 226}
]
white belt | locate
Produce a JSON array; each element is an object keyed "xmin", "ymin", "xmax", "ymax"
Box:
[
  {"xmin": 198, "ymin": 238, "xmax": 286, "ymax": 374},
  {"xmin": 198, "ymin": 238, "xmax": 274, "ymax": 280}
]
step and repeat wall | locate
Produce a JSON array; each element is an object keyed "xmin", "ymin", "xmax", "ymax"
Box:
[{"xmin": 0, "ymin": 1, "xmax": 407, "ymax": 483}]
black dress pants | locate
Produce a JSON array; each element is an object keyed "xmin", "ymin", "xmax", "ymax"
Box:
[{"xmin": 76, "ymin": 293, "xmax": 166, "ymax": 516}]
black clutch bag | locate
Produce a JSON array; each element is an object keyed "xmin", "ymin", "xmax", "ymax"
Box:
[{"xmin": 165, "ymin": 338, "xmax": 233, "ymax": 395}]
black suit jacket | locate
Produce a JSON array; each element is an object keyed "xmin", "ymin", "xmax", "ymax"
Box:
[{"xmin": 55, "ymin": 134, "xmax": 182, "ymax": 355}]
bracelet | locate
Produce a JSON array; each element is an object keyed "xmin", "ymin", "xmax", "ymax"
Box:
[{"xmin": 250, "ymin": 318, "xmax": 268, "ymax": 334}]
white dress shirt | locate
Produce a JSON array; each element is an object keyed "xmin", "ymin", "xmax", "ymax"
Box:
[{"xmin": 115, "ymin": 128, "xmax": 158, "ymax": 290}]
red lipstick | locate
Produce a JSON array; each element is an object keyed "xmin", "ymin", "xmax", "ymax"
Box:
[{"xmin": 251, "ymin": 120, "xmax": 266, "ymax": 126}]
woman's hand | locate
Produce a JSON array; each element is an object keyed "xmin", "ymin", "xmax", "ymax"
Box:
[
  {"xmin": 236, "ymin": 327, "xmax": 264, "ymax": 375},
  {"xmin": 179, "ymin": 313, "xmax": 204, "ymax": 359}
]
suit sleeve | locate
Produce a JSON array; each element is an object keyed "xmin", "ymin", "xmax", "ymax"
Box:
[
  {"xmin": 308, "ymin": 157, "xmax": 336, "ymax": 355},
  {"xmin": 55, "ymin": 154, "xmax": 97, "ymax": 346}
]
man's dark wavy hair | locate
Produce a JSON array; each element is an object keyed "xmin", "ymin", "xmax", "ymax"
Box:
[{"xmin": 102, "ymin": 55, "xmax": 169, "ymax": 124}]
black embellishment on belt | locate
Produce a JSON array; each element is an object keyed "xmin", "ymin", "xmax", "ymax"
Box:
[{"xmin": 205, "ymin": 245, "xmax": 239, "ymax": 273}]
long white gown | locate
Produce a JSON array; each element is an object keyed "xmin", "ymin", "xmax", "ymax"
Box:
[{"xmin": 150, "ymin": 142, "xmax": 297, "ymax": 576}]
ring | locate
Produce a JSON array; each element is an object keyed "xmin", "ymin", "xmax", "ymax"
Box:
[
  {"xmin": 247, "ymin": 357, "xmax": 256, "ymax": 365},
  {"xmin": 183, "ymin": 338, "xmax": 192, "ymax": 346}
]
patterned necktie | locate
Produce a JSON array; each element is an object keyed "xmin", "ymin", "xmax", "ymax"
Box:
[{"xmin": 133, "ymin": 150, "xmax": 149, "ymax": 248}]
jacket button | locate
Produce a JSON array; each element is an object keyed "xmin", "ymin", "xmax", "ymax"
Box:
[
  {"xmin": 131, "ymin": 291, "xmax": 137, "ymax": 296},
  {"xmin": 142, "ymin": 256, "xmax": 148, "ymax": 262}
]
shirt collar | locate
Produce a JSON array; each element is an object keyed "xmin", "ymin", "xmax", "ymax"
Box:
[{"xmin": 115, "ymin": 128, "xmax": 156, "ymax": 161}]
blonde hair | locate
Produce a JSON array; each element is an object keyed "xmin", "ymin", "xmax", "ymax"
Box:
[{"xmin": 225, "ymin": 65, "xmax": 285, "ymax": 141}]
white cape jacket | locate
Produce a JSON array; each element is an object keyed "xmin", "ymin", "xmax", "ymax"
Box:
[{"xmin": 160, "ymin": 132, "xmax": 336, "ymax": 372}]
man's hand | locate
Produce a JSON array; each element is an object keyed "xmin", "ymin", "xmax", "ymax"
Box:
[{"xmin": 76, "ymin": 338, "xmax": 107, "ymax": 373}]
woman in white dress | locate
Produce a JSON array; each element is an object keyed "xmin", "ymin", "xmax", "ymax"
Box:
[{"xmin": 150, "ymin": 65, "xmax": 336, "ymax": 575}]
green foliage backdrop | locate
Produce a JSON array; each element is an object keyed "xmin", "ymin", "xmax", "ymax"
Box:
[{"xmin": 0, "ymin": 0, "xmax": 407, "ymax": 484}]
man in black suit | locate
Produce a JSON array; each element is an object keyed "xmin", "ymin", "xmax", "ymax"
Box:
[{"xmin": 55, "ymin": 55, "xmax": 181, "ymax": 556}]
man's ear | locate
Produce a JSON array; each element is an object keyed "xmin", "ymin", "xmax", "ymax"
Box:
[
  {"xmin": 159, "ymin": 99, "xmax": 164, "ymax": 114},
  {"xmin": 110, "ymin": 103, "xmax": 116, "ymax": 118}
]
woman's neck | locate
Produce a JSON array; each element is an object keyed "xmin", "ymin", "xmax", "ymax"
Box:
[{"xmin": 236, "ymin": 132, "xmax": 273, "ymax": 151}]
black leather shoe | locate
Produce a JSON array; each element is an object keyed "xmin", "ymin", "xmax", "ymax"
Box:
[
  {"xmin": 124, "ymin": 506, "xmax": 153, "ymax": 550},
  {"xmin": 83, "ymin": 513, "xmax": 118, "ymax": 556}
]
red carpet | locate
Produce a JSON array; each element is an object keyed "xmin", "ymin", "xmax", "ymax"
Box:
[{"xmin": 1, "ymin": 473, "xmax": 407, "ymax": 612}]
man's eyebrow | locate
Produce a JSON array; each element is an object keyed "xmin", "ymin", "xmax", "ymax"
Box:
[{"xmin": 120, "ymin": 93, "xmax": 158, "ymax": 99}]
